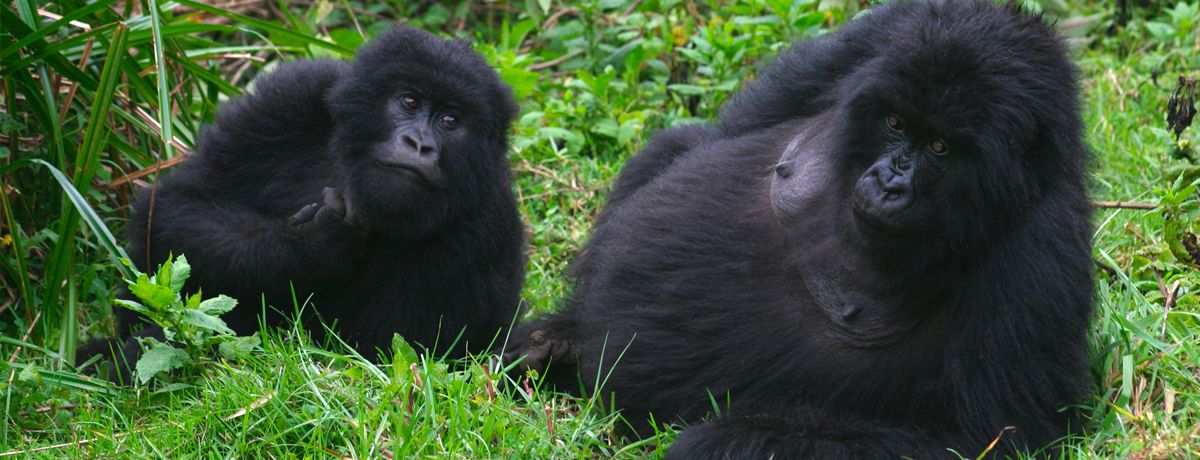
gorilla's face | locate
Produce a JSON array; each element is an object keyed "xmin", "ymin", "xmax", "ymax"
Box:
[
  {"xmin": 328, "ymin": 30, "xmax": 517, "ymax": 240},
  {"xmin": 847, "ymin": 110, "xmax": 951, "ymax": 234},
  {"xmin": 367, "ymin": 90, "xmax": 463, "ymax": 192},
  {"xmin": 769, "ymin": 104, "xmax": 953, "ymax": 239},
  {"xmin": 769, "ymin": 89, "xmax": 1007, "ymax": 253},
  {"xmin": 336, "ymin": 87, "xmax": 459, "ymax": 239},
  {"xmin": 768, "ymin": 23, "xmax": 1070, "ymax": 255}
]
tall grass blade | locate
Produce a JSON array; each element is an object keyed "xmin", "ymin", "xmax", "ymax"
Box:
[
  {"xmin": 174, "ymin": 0, "xmax": 352, "ymax": 55},
  {"xmin": 148, "ymin": 0, "xmax": 176, "ymax": 161},
  {"xmin": 73, "ymin": 22, "xmax": 129, "ymax": 186},
  {"xmin": 0, "ymin": 172, "xmax": 32, "ymax": 316},
  {"xmin": 32, "ymin": 159, "xmax": 132, "ymax": 279},
  {"xmin": 0, "ymin": 0, "xmax": 115, "ymax": 61}
]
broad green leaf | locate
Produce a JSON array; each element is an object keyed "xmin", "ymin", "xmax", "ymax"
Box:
[
  {"xmin": 31, "ymin": 160, "xmax": 132, "ymax": 279},
  {"xmin": 1145, "ymin": 21, "xmax": 1174, "ymax": 40},
  {"xmin": 185, "ymin": 292, "xmax": 203, "ymax": 310},
  {"xmin": 136, "ymin": 343, "xmax": 190, "ymax": 384},
  {"xmin": 182, "ymin": 310, "xmax": 235, "ymax": 335},
  {"xmin": 590, "ymin": 118, "xmax": 620, "ymax": 138},
  {"xmin": 129, "ymin": 277, "xmax": 178, "ymax": 309},
  {"xmin": 500, "ymin": 67, "xmax": 539, "ymax": 100},
  {"xmin": 391, "ymin": 334, "xmax": 419, "ymax": 367},
  {"xmin": 114, "ymin": 299, "xmax": 151, "ymax": 315},
  {"xmin": 329, "ymin": 28, "xmax": 365, "ymax": 50},
  {"xmin": 169, "ymin": 255, "xmax": 191, "ymax": 292},
  {"xmin": 18, "ymin": 363, "xmax": 41, "ymax": 383},
  {"xmin": 199, "ymin": 295, "xmax": 238, "ymax": 315},
  {"xmin": 218, "ymin": 335, "xmax": 261, "ymax": 360},
  {"xmin": 156, "ymin": 255, "xmax": 174, "ymax": 288}
]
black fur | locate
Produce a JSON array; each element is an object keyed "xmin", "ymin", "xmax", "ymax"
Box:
[
  {"xmin": 88, "ymin": 27, "xmax": 524, "ymax": 379},
  {"xmin": 506, "ymin": 1, "xmax": 1093, "ymax": 457}
]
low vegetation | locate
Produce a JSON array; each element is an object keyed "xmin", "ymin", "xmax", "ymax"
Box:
[{"xmin": 1, "ymin": 0, "xmax": 1197, "ymax": 457}]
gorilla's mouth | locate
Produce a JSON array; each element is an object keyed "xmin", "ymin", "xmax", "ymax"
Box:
[
  {"xmin": 374, "ymin": 160, "xmax": 432, "ymax": 187},
  {"xmin": 851, "ymin": 203, "xmax": 902, "ymax": 235}
]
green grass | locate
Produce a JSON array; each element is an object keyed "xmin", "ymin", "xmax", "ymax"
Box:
[{"xmin": 2, "ymin": 0, "xmax": 1198, "ymax": 457}]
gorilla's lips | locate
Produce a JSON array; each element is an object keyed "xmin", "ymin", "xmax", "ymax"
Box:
[
  {"xmin": 374, "ymin": 159, "xmax": 433, "ymax": 187},
  {"xmin": 851, "ymin": 183, "xmax": 911, "ymax": 232},
  {"xmin": 850, "ymin": 157, "xmax": 916, "ymax": 231}
]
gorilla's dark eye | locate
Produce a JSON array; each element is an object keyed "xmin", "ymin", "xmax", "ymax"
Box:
[
  {"xmin": 400, "ymin": 95, "xmax": 420, "ymax": 110},
  {"xmin": 440, "ymin": 114, "xmax": 459, "ymax": 128},
  {"xmin": 930, "ymin": 138, "xmax": 949, "ymax": 155},
  {"xmin": 885, "ymin": 114, "xmax": 904, "ymax": 131}
]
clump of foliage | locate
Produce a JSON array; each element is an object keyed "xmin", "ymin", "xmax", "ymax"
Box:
[
  {"xmin": 2, "ymin": 0, "xmax": 1199, "ymax": 458},
  {"xmin": 115, "ymin": 254, "xmax": 258, "ymax": 384}
]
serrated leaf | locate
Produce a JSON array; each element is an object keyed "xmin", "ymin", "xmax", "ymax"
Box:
[
  {"xmin": 129, "ymin": 277, "xmax": 178, "ymax": 309},
  {"xmin": 185, "ymin": 292, "xmax": 203, "ymax": 310},
  {"xmin": 182, "ymin": 310, "xmax": 235, "ymax": 335},
  {"xmin": 169, "ymin": 255, "xmax": 191, "ymax": 292},
  {"xmin": 114, "ymin": 299, "xmax": 150, "ymax": 315},
  {"xmin": 199, "ymin": 295, "xmax": 238, "ymax": 315},
  {"xmin": 156, "ymin": 255, "xmax": 173, "ymax": 288},
  {"xmin": 127, "ymin": 272, "xmax": 150, "ymax": 289},
  {"xmin": 18, "ymin": 364, "xmax": 41, "ymax": 383},
  {"xmin": 136, "ymin": 344, "xmax": 190, "ymax": 384}
]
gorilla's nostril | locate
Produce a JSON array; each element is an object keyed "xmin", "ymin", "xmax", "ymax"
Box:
[
  {"xmin": 775, "ymin": 161, "xmax": 795, "ymax": 178},
  {"xmin": 402, "ymin": 135, "xmax": 418, "ymax": 148}
]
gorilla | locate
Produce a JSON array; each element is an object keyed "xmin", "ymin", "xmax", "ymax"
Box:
[
  {"xmin": 89, "ymin": 26, "xmax": 524, "ymax": 377},
  {"xmin": 505, "ymin": 1, "xmax": 1094, "ymax": 457}
]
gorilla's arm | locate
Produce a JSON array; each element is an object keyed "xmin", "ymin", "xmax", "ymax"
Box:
[
  {"xmin": 943, "ymin": 189, "xmax": 1094, "ymax": 452},
  {"xmin": 128, "ymin": 186, "xmax": 361, "ymax": 301},
  {"xmin": 666, "ymin": 408, "xmax": 950, "ymax": 460},
  {"xmin": 126, "ymin": 59, "xmax": 358, "ymax": 292},
  {"xmin": 718, "ymin": 14, "xmax": 889, "ymax": 134},
  {"xmin": 603, "ymin": 124, "xmax": 719, "ymax": 209}
]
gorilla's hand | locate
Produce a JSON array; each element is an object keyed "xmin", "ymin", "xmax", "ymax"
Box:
[
  {"xmin": 502, "ymin": 320, "xmax": 578, "ymax": 376},
  {"xmin": 288, "ymin": 187, "xmax": 357, "ymax": 232}
]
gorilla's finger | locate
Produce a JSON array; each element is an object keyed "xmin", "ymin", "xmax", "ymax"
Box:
[{"xmin": 287, "ymin": 202, "xmax": 321, "ymax": 226}]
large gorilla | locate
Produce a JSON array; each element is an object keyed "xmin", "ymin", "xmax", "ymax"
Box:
[
  {"xmin": 506, "ymin": 1, "xmax": 1094, "ymax": 457},
  {"xmin": 90, "ymin": 27, "xmax": 524, "ymax": 377}
]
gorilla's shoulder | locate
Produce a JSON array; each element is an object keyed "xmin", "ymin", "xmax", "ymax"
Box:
[{"xmin": 197, "ymin": 59, "xmax": 350, "ymax": 162}]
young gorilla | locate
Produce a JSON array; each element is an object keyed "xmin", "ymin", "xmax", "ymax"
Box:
[
  {"xmin": 93, "ymin": 27, "xmax": 524, "ymax": 377},
  {"xmin": 506, "ymin": 1, "xmax": 1094, "ymax": 457}
]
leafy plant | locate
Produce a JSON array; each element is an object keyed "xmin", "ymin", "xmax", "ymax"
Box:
[{"xmin": 115, "ymin": 254, "xmax": 259, "ymax": 384}]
